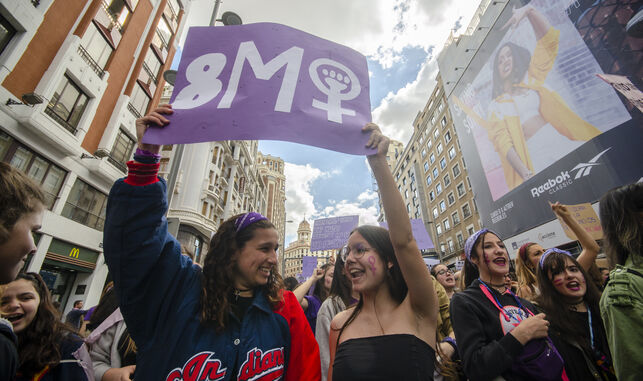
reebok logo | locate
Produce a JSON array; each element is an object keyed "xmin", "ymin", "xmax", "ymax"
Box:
[
  {"xmin": 571, "ymin": 148, "xmax": 611, "ymax": 179},
  {"xmin": 530, "ymin": 171, "xmax": 571, "ymax": 198}
]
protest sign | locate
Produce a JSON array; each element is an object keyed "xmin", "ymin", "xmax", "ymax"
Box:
[
  {"xmin": 143, "ymin": 23, "xmax": 373, "ymax": 155},
  {"xmin": 379, "ymin": 219, "xmax": 434, "ymax": 250},
  {"xmin": 423, "ymin": 257, "xmax": 439, "ymax": 270},
  {"xmin": 555, "ymin": 203, "xmax": 603, "ymax": 241},
  {"xmin": 302, "ymin": 256, "xmax": 318, "ymax": 280},
  {"xmin": 310, "ymin": 216, "xmax": 359, "ymax": 252},
  {"xmin": 597, "ymin": 74, "xmax": 643, "ymax": 113}
]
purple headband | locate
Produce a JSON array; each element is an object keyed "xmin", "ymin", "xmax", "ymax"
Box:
[
  {"xmin": 234, "ymin": 212, "xmax": 268, "ymax": 233},
  {"xmin": 464, "ymin": 228, "xmax": 501, "ymax": 261},
  {"xmin": 539, "ymin": 248, "xmax": 572, "ymax": 269}
]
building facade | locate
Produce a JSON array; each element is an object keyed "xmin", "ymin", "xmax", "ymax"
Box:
[
  {"xmin": 257, "ymin": 152, "xmax": 287, "ymax": 269},
  {"xmin": 283, "ymin": 219, "xmax": 335, "ymax": 278},
  {"xmin": 389, "ymin": 77, "xmax": 482, "ymax": 266},
  {"xmin": 0, "ymin": 0, "xmax": 189, "ymax": 315}
]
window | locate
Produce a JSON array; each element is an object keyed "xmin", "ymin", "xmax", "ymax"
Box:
[
  {"xmin": 439, "ymin": 200, "xmax": 446, "ymax": 212},
  {"xmin": 457, "ymin": 182, "xmax": 466, "ymax": 197},
  {"xmin": 142, "ymin": 48, "xmax": 162, "ymax": 83},
  {"xmin": 0, "ymin": 15, "xmax": 17, "ymax": 56},
  {"xmin": 129, "ymin": 82, "xmax": 150, "ymax": 117},
  {"xmin": 456, "ymin": 232, "xmax": 464, "ymax": 246},
  {"xmin": 105, "ymin": 0, "xmax": 134, "ymax": 29},
  {"xmin": 432, "ymin": 168, "xmax": 439, "ymax": 180},
  {"xmin": 427, "ymin": 139, "xmax": 432, "ymax": 149},
  {"xmin": 405, "ymin": 189, "xmax": 409, "ymax": 199},
  {"xmin": 438, "ymin": 101, "xmax": 444, "ymax": 112},
  {"xmin": 467, "ymin": 225, "xmax": 475, "ymax": 235},
  {"xmin": 443, "ymin": 173, "xmax": 451, "ymax": 187},
  {"xmin": 443, "ymin": 218, "xmax": 451, "ymax": 230},
  {"xmin": 79, "ymin": 24, "xmax": 113, "ymax": 73},
  {"xmin": 109, "ymin": 128, "xmax": 136, "ymax": 170},
  {"xmin": 448, "ymin": 146, "xmax": 456, "ymax": 160},
  {"xmin": 447, "ymin": 239, "xmax": 455, "ymax": 252},
  {"xmin": 452, "ymin": 211, "xmax": 460, "ymax": 225},
  {"xmin": 61, "ymin": 179, "xmax": 108, "ymax": 230},
  {"xmin": 436, "ymin": 223, "xmax": 443, "ymax": 235},
  {"xmin": 436, "ymin": 182, "xmax": 443, "ymax": 195},
  {"xmin": 447, "ymin": 192, "xmax": 455, "ymax": 205},
  {"xmin": 426, "ymin": 176, "xmax": 432, "ymax": 186},
  {"xmin": 429, "ymin": 190, "xmax": 435, "ymax": 201},
  {"xmin": 421, "ymin": 148, "xmax": 426, "ymax": 158},
  {"xmin": 440, "ymin": 157, "xmax": 447, "ymax": 169},
  {"xmin": 0, "ymin": 131, "xmax": 67, "ymax": 210},
  {"xmin": 46, "ymin": 75, "xmax": 89, "ymax": 134},
  {"xmin": 431, "ymin": 114, "xmax": 436, "ymax": 125},
  {"xmin": 434, "ymin": 129, "xmax": 440, "ymax": 139},
  {"xmin": 444, "ymin": 130, "xmax": 452, "ymax": 143},
  {"xmin": 462, "ymin": 203, "xmax": 472, "ymax": 218},
  {"xmin": 453, "ymin": 163, "xmax": 461, "ymax": 178},
  {"xmin": 406, "ymin": 203, "xmax": 411, "ymax": 213},
  {"xmin": 424, "ymin": 162, "xmax": 429, "ymax": 172},
  {"xmin": 433, "ymin": 207, "xmax": 439, "ymax": 219},
  {"xmin": 441, "ymin": 116, "xmax": 447, "ymax": 127},
  {"xmin": 437, "ymin": 142, "xmax": 443, "ymax": 154},
  {"xmin": 402, "ymin": 177, "xmax": 407, "ymax": 185}
]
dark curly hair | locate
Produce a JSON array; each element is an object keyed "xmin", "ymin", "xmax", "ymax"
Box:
[
  {"xmin": 200, "ymin": 214, "xmax": 283, "ymax": 331},
  {"xmin": 491, "ymin": 42, "xmax": 531, "ymax": 99},
  {"xmin": 337, "ymin": 225, "xmax": 408, "ymax": 342},
  {"xmin": 0, "ymin": 162, "xmax": 45, "ymax": 245},
  {"xmin": 11, "ymin": 272, "xmax": 79, "ymax": 378}
]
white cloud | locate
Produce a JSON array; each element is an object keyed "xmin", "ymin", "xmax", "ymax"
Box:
[
  {"xmin": 284, "ymin": 162, "xmax": 324, "ymax": 240},
  {"xmin": 317, "ymin": 189, "xmax": 380, "ymax": 226}
]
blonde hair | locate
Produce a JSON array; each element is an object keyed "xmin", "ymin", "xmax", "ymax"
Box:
[{"xmin": 515, "ymin": 244, "xmax": 537, "ymax": 298}]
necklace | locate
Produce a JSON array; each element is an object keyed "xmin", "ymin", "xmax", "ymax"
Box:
[
  {"xmin": 373, "ymin": 298, "xmax": 386, "ymax": 335},
  {"xmin": 480, "ymin": 278, "xmax": 506, "ymax": 293},
  {"xmin": 567, "ymin": 299, "xmax": 585, "ymax": 312},
  {"xmin": 233, "ymin": 287, "xmax": 253, "ymax": 300}
]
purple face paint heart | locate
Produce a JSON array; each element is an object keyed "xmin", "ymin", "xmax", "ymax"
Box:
[{"xmin": 367, "ymin": 255, "xmax": 377, "ymax": 274}]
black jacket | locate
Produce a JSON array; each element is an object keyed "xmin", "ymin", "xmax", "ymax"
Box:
[{"xmin": 0, "ymin": 318, "xmax": 18, "ymax": 380}]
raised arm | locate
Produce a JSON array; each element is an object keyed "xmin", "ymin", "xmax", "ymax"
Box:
[
  {"xmin": 502, "ymin": 5, "xmax": 551, "ymax": 40},
  {"xmin": 292, "ymin": 268, "xmax": 324, "ymax": 310},
  {"xmin": 551, "ymin": 202, "xmax": 600, "ymax": 271},
  {"xmin": 364, "ymin": 124, "xmax": 437, "ymax": 321}
]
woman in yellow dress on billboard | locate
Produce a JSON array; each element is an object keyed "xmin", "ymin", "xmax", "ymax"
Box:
[{"xmin": 458, "ymin": 5, "xmax": 601, "ymax": 191}]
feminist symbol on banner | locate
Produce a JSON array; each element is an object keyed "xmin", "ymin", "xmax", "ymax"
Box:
[
  {"xmin": 143, "ymin": 23, "xmax": 373, "ymax": 155},
  {"xmin": 309, "ymin": 58, "xmax": 361, "ymax": 123},
  {"xmin": 173, "ymin": 45, "xmax": 361, "ymax": 124}
]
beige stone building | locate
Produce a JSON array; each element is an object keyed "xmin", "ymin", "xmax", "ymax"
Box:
[
  {"xmin": 283, "ymin": 219, "xmax": 336, "ymax": 278},
  {"xmin": 257, "ymin": 153, "xmax": 287, "ymax": 271},
  {"xmin": 389, "ymin": 77, "xmax": 482, "ymax": 266}
]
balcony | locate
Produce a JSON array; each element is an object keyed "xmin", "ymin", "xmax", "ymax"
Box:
[
  {"xmin": 44, "ymin": 106, "xmax": 78, "ymax": 134},
  {"xmin": 127, "ymin": 103, "xmax": 142, "ymax": 118},
  {"xmin": 77, "ymin": 45, "xmax": 105, "ymax": 79}
]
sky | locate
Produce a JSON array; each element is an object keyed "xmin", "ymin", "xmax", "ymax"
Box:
[{"xmin": 180, "ymin": 0, "xmax": 481, "ymax": 245}]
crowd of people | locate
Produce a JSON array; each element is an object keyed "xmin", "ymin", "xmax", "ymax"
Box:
[{"xmin": 0, "ymin": 104, "xmax": 641, "ymax": 381}]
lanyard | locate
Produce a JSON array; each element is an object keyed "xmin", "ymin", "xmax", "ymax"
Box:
[
  {"xmin": 478, "ymin": 279, "xmax": 534, "ymax": 323},
  {"xmin": 587, "ymin": 306, "xmax": 595, "ymax": 350}
]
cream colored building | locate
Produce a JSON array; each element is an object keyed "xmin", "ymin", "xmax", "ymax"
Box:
[
  {"xmin": 283, "ymin": 219, "xmax": 335, "ymax": 278},
  {"xmin": 257, "ymin": 152, "xmax": 287, "ymax": 271},
  {"xmin": 389, "ymin": 77, "xmax": 482, "ymax": 266}
]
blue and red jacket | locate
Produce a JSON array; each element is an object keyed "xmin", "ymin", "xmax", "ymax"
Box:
[{"xmin": 103, "ymin": 161, "xmax": 321, "ymax": 381}]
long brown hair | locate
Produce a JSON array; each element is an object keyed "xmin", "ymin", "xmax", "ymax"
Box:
[
  {"xmin": 200, "ymin": 214, "xmax": 283, "ymax": 331},
  {"xmin": 599, "ymin": 183, "xmax": 643, "ymax": 267},
  {"xmin": 12, "ymin": 272, "xmax": 79, "ymax": 377},
  {"xmin": 515, "ymin": 243, "xmax": 538, "ymax": 297},
  {"xmin": 536, "ymin": 252, "xmax": 601, "ymax": 354}
]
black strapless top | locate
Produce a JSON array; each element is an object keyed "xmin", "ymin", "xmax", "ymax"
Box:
[{"xmin": 332, "ymin": 334, "xmax": 435, "ymax": 381}]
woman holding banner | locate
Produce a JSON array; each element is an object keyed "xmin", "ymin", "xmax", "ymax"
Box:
[
  {"xmin": 328, "ymin": 124, "xmax": 438, "ymax": 380},
  {"xmin": 516, "ymin": 202, "xmax": 601, "ymax": 302},
  {"xmin": 101, "ymin": 104, "xmax": 321, "ymax": 381}
]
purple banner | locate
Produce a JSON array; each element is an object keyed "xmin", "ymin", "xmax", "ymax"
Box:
[
  {"xmin": 302, "ymin": 256, "xmax": 318, "ymax": 280},
  {"xmin": 143, "ymin": 23, "xmax": 374, "ymax": 155},
  {"xmin": 379, "ymin": 219, "xmax": 434, "ymax": 250},
  {"xmin": 310, "ymin": 215, "xmax": 359, "ymax": 252}
]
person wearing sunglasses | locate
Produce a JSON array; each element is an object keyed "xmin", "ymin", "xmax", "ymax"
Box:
[{"xmin": 328, "ymin": 124, "xmax": 438, "ymax": 381}]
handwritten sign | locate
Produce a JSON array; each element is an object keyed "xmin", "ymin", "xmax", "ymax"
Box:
[
  {"xmin": 379, "ymin": 219, "xmax": 435, "ymax": 250},
  {"xmin": 555, "ymin": 203, "xmax": 603, "ymax": 241},
  {"xmin": 423, "ymin": 257, "xmax": 439, "ymax": 270},
  {"xmin": 302, "ymin": 256, "xmax": 318, "ymax": 280},
  {"xmin": 455, "ymin": 259, "xmax": 465, "ymax": 271},
  {"xmin": 310, "ymin": 216, "xmax": 359, "ymax": 252},
  {"xmin": 143, "ymin": 23, "xmax": 373, "ymax": 155},
  {"xmin": 597, "ymin": 74, "xmax": 643, "ymax": 113}
]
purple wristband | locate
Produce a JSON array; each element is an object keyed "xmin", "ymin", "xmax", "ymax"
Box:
[{"xmin": 135, "ymin": 148, "xmax": 161, "ymax": 159}]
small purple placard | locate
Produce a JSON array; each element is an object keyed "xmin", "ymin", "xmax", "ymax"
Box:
[
  {"xmin": 310, "ymin": 215, "xmax": 359, "ymax": 252},
  {"xmin": 302, "ymin": 256, "xmax": 318, "ymax": 280},
  {"xmin": 143, "ymin": 23, "xmax": 374, "ymax": 155},
  {"xmin": 379, "ymin": 219, "xmax": 435, "ymax": 250}
]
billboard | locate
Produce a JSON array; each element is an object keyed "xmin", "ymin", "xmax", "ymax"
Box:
[{"xmin": 445, "ymin": 0, "xmax": 642, "ymax": 238}]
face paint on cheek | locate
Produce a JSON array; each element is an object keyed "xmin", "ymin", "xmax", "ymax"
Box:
[
  {"xmin": 553, "ymin": 278, "xmax": 564, "ymax": 286},
  {"xmin": 367, "ymin": 255, "xmax": 377, "ymax": 274}
]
